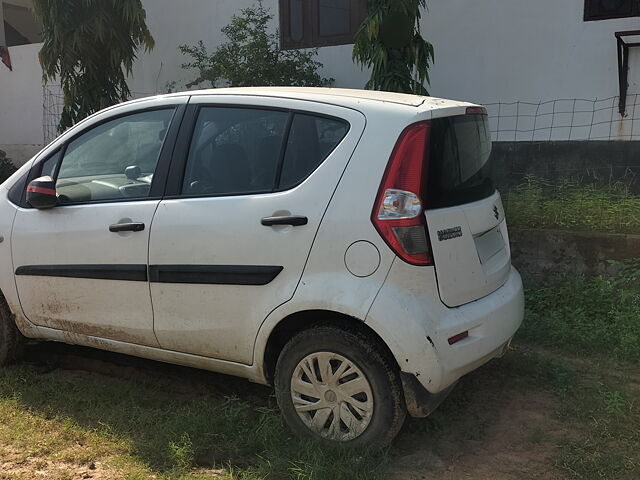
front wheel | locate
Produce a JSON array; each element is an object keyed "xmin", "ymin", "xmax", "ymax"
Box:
[
  {"xmin": 0, "ymin": 296, "xmax": 22, "ymax": 366},
  {"xmin": 274, "ymin": 325, "xmax": 406, "ymax": 447}
]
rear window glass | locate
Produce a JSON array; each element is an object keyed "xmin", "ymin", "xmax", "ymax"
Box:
[
  {"xmin": 181, "ymin": 108, "xmax": 349, "ymax": 196},
  {"xmin": 425, "ymin": 114, "xmax": 494, "ymax": 209},
  {"xmin": 279, "ymin": 114, "xmax": 349, "ymax": 190},
  {"xmin": 182, "ymin": 107, "xmax": 289, "ymax": 195}
]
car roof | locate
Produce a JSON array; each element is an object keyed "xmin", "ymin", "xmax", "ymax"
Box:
[{"xmin": 163, "ymin": 87, "xmax": 478, "ymax": 112}]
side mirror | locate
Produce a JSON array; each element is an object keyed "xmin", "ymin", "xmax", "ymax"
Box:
[{"xmin": 26, "ymin": 176, "xmax": 58, "ymax": 209}]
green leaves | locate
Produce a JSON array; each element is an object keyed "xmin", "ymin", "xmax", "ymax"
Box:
[
  {"xmin": 32, "ymin": 0, "xmax": 155, "ymax": 132},
  {"xmin": 353, "ymin": 0, "xmax": 434, "ymax": 95},
  {"xmin": 179, "ymin": 4, "xmax": 333, "ymax": 89}
]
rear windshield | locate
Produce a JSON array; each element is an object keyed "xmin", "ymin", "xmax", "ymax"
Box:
[{"xmin": 425, "ymin": 114, "xmax": 494, "ymax": 209}]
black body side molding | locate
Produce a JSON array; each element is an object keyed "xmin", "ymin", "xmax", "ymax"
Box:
[
  {"xmin": 148, "ymin": 265, "xmax": 283, "ymax": 285},
  {"xmin": 15, "ymin": 264, "xmax": 284, "ymax": 285},
  {"xmin": 15, "ymin": 264, "xmax": 148, "ymax": 282}
]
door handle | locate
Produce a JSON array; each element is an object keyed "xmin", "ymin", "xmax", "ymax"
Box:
[
  {"xmin": 109, "ymin": 222, "xmax": 145, "ymax": 233},
  {"xmin": 261, "ymin": 215, "xmax": 308, "ymax": 227}
]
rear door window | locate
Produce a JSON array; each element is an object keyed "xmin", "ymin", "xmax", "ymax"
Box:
[
  {"xmin": 182, "ymin": 107, "xmax": 289, "ymax": 195},
  {"xmin": 425, "ymin": 114, "xmax": 495, "ymax": 209},
  {"xmin": 181, "ymin": 107, "xmax": 349, "ymax": 196}
]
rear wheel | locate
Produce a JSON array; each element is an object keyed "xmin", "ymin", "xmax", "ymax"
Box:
[{"xmin": 274, "ymin": 325, "xmax": 406, "ymax": 447}]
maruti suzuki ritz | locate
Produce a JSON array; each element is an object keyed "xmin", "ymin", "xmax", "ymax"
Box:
[{"xmin": 0, "ymin": 88, "xmax": 524, "ymax": 446}]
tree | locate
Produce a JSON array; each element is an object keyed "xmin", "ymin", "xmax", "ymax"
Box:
[
  {"xmin": 353, "ymin": 0, "xmax": 434, "ymax": 95},
  {"xmin": 32, "ymin": 0, "xmax": 155, "ymax": 131},
  {"xmin": 0, "ymin": 150, "xmax": 16, "ymax": 184},
  {"xmin": 180, "ymin": 3, "xmax": 332, "ymax": 89}
]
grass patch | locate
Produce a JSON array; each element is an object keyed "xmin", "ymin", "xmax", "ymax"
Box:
[
  {"xmin": 0, "ymin": 341, "xmax": 637, "ymax": 480},
  {"xmin": 0, "ymin": 263, "xmax": 638, "ymax": 478},
  {"xmin": 517, "ymin": 262, "xmax": 640, "ymax": 479},
  {"xmin": 503, "ymin": 176, "xmax": 640, "ymax": 233},
  {"xmin": 520, "ymin": 259, "xmax": 640, "ymax": 362},
  {"xmin": 554, "ymin": 360, "xmax": 640, "ymax": 480},
  {"xmin": 0, "ymin": 365, "xmax": 388, "ymax": 480}
]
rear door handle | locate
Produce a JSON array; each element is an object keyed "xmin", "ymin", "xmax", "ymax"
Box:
[
  {"xmin": 109, "ymin": 222, "xmax": 145, "ymax": 233},
  {"xmin": 261, "ymin": 215, "xmax": 308, "ymax": 227}
]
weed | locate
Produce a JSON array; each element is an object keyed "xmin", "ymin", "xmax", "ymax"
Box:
[
  {"xmin": 168, "ymin": 433, "xmax": 195, "ymax": 474},
  {"xmin": 502, "ymin": 175, "xmax": 640, "ymax": 233},
  {"xmin": 520, "ymin": 260, "xmax": 640, "ymax": 362},
  {"xmin": 555, "ymin": 361, "xmax": 639, "ymax": 480}
]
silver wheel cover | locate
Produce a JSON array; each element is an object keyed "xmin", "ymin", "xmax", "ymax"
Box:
[{"xmin": 290, "ymin": 351, "xmax": 374, "ymax": 441}]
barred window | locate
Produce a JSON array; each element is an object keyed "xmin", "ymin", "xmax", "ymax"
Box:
[
  {"xmin": 583, "ymin": 0, "xmax": 640, "ymax": 21},
  {"xmin": 279, "ymin": 0, "xmax": 367, "ymax": 49}
]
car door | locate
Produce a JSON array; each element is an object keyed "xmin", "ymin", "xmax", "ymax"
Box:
[
  {"xmin": 12, "ymin": 101, "xmax": 186, "ymax": 346},
  {"xmin": 149, "ymin": 96, "xmax": 366, "ymax": 364}
]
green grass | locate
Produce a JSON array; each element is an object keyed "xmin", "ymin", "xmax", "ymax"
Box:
[
  {"xmin": 0, "ymin": 264, "xmax": 638, "ymax": 479},
  {"xmin": 519, "ymin": 261, "xmax": 640, "ymax": 479},
  {"xmin": 0, "ymin": 365, "xmax": 387, "ymax": 480},
  {"xmin": 503, "ymin": 176, "xmax": 640, "ymax": 233},
  {"xmin": 520, "ymin": 259, "xmax": 640, "ymax": 362},
  {"xmin": 554, "ymin": 360, "xmax": 639, "ymax": 479}
]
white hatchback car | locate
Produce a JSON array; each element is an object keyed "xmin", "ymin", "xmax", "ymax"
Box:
[{"xmin": 0, "ymin": 88, "xmax": 523, "ymax": 446}]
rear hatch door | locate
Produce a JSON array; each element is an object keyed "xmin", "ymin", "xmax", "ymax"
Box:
[{"xmin": 424, "ymin": 113, "xmax": 511, "ymax": 307}]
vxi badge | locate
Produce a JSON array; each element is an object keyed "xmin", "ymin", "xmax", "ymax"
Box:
[{"xmin": 437, "ymin": 226, "xmax": 463, "ymax": 241}]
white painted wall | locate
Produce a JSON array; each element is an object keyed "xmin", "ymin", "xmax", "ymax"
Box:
[
  {"xmin": 132, "ymin": 0, "xmax": 640, "ymax": 102},
  {"xmin": 1, "ymin": 0, "xmax": 640, "ymax": 164},
  {"xmin": 0, "ymin": 42, "xmax": 44, "ymax": 165},
  {"xmin": 425, "ymin": 1, "xmax": 639, "ymax": 103},
  {"xmin": 127, "ymin": 0, "xmax": 371, "ymax": 96}
]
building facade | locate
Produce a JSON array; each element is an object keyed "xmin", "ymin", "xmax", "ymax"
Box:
[{"xmin": 1, "ymin": 0, "xmax": 639, "ymax": 165}]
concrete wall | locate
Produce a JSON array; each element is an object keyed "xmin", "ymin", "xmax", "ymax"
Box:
[
  {"xmin": 492, "ymin": 140, "xmax": 640, "ymax": 192},
  {"xmin": 1, "ymin": 0, "xmax": 640, "ymax": 165},
  {"xmin": 510, "ymin": 228, "xmax": 640, "ymax": 282}
]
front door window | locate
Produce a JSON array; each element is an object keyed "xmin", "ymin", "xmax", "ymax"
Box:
[{"xmin": 54, "ymin": 109, "xmax": 174, "ymax": 203}]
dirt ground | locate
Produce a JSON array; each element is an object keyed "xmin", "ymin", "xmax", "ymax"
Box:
[
  {"xmin": 389, "ymin": 390, "xmax": 563, "ymax": 480},
  {"xmin": 0, "ymin": 452, "xmax": 113, "ymax": 480}
]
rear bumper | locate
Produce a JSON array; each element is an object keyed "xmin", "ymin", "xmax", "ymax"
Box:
[
  {"xmin": 432, "ymin": 266, "xmax": 523, "ymax": 389},
  {"xmin": 366, "ymin": 262, "xmax": 524, "ymax": 394}
]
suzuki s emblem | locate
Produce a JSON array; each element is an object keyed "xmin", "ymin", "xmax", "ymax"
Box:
[{"xmin": 493, "ymin": 205, "xmax": 499, "ymax": 220}]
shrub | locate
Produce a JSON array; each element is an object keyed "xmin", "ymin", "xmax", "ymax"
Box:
[{"xmin": 180, "ymin": 3, "xmax": 332, "ymax": 89}]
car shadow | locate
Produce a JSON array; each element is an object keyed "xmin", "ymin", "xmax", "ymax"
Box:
[{"xmin": 0, "ymin": 340, "xmax": 556, "ymax": 478}]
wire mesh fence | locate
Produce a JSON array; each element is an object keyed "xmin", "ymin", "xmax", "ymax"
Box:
[
  {"xmin": 43, "ymin": 85, "xmax": 156, "ymax": 144},
  {"xmin": 41, "ymin": 87, "xmax": 640, "ymax": 234},
  {"xmin": 44, "ymin": 88, "xmax": 640, "ymax": 144},
  {"xmin": 43, "ymin": 84, "xmax": 64, "ymax": 145},
  {"xmin": 485, "ymin": 94, "xmax": 640, "ymax": 142},
  {"xmin": 475, "ymin": 94, "xmax": 640, "ymax": 234}
]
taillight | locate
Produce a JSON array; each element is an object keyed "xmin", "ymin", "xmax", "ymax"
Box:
[{"xmin": 371, "ymin": 122, "xmax": 433, "ymax": 266}]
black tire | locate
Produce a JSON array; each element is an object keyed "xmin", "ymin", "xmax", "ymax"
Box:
[
  {"xmin": 0, "ymin": 294, "xmax": 23, "ymax": 366},
  {"xmin": 274, "ymin": 324, "xmax": 406, "ymax": 448}
]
